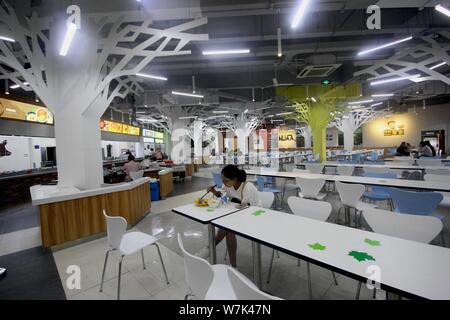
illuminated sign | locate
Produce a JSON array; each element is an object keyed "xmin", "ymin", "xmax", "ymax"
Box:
[
  {"xmin": 383, "ymin": 121, "xmax": 404, "ymax": 136},
  {"xmin": 0, "ymin": 98, "xmax": 53, "ymax": 124},
  {"xmin": 278, "ymin": 129, "xmax": 297, "ymax": 149},
  {"xmin": 99, "ymin": 120, "xmax": 140, "ymax": 136}
]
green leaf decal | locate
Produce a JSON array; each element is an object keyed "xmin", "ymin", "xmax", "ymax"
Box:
[
  {"xmin": 308, "ymin": 243, "xmax": 326, "ymax": 251},
  {"xmin": 207, "ymin": 208, "xmax": 215, "ymax": 212},
  {"xmin": 252, "ymin": 210, "xmax": 266, "ymax": 216},
  {"xmin": 348, "ymin": 251, "xmax": 376, "ymax": 262},
  {"xmin": 364, "ymin": 238, "xmax": 381, "ymax": 246}
]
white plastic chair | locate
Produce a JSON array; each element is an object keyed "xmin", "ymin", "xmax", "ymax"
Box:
[
  {"xmin": 129, "ymin": 170, "xmax": 144, "ymax": 181},
  {"xmin": 177, "ymin": 233, "xmax": 237, "ymax": 300},
  {"xmin": 296, "ymin": 177, "xmax": 327, "ymax": 200},
  {"xmin": 424, "ymin": 174, "xmax": 450, "ymax": 218},
  {"xmin": 305, "ymin": 164, "xmax": 324, "ymax": 174},
  {"xmin": 335, "ymin": 181, "xmax": 376, "ymax": 227},
  {"xmin": 336, "ymin": 166, "xmax": 354, "ymax": 176},
  {"xmin": 259, "ymin": 191, "xmax": 275, "ymax": 209},
  {"xmin": 100, "ymin": 210, "xmax": 169, "ymax": 299},
  {"xmin": 227, "ymin": 268, "xmax": 282, "ymax": 300},
  {"xmin": 267, "ymin": 196, "xmax": 338, "ymax": 299}
]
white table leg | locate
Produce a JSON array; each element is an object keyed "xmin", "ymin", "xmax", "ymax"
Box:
[
  {"xmin": 252, "ymin": 241, "xmax": 262, "ymax": 289},
  {"xmin": 208, "ymin": 224, "xmax": 217, "ymax": 265}
]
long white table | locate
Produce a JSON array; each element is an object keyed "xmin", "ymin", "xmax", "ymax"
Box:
[
  {"xmin": 212, "ymin": 206, "xmax": 450, "ymax": 299},
  {"xmin": 246, "ymin": 169, "xmax": 450, "ymax": 192},
  {"xmin": 316, "ymin": 161, "xmax": 450, "ymax": 172},
  {"xmin": 172, "ymin": 203, "xmax": 243, "ymax": 264}
]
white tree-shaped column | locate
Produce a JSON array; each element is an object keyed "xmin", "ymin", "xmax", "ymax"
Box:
[
  {"xmin": 334, "ymin": 108, "xmax": 384, "ymax": 151},
  {"xmin": 0, "ymin": 2, "xmax": 208, "ymax": 189},
  {"xmin": 297, "ymin": 125, "xmax": 312, "ymax": 148}
]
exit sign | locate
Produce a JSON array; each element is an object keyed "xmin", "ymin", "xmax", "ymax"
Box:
[{"xmin": 321, "ymin": 79, "xmax": 331, "ymax": 85}]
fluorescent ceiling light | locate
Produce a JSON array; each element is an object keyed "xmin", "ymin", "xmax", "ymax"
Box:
[
  {"xmin": 348, "ymin": 99, "xmax": 373, "ymax": 105},
  {"xmin": 136, "ymin": 73, "xmax": 168, "ymax": 81},
  {"xmin": 371, "ymin": 94, "xmax": 394, "ymax": 97},
  {"xmin": 371, "ymin": 102, "xmax": 383, "ymax": 107},
  {"xmin": 171, "ymin": 91, "xmax": 204, "ymax": 98},
  {"xmin": 0, "ymin": 35, "xmax": 15, "ymax": 42},
  {"xmin": 310, "ymin": 97, "xmax": 317, "ymax": 102},
  {"xmin": 435, "ymin": 4, "xmax": 450, "ymax": 18},
  {"xmin": 370, "ymin": 74, "xmax": 421, "ymax": 86},
  {"xmin": 429, "ymin": 62, "xmax": 447, "ymax": 70},
  {"xmin": 244, "ymin": 109, "xmax": 249, "ymax": 114},
  {"xmin": 137, "ymin": 118, "xmax": 158, "ymax": 123},
  {"xmin": 10, "ymin": 82, "xmax": 29, "ymax": 89},
  {"xmin": 212, "ymin": 110, "xmax": 229, "ymax": 114},
  {"xmin": 59, "ymin": 23, "xmax": 77, "ymax": 56},
  {"xmin": 276, "ymin": 112, "xmax": 293, "ymax": 116},
  {"xmin": 271, "ymin": 119, "xmax": 284, "ymax": 122},
  {"xmin": 268, "ymin": 115, "xmax": 275, "ymax": 118},
  {"xmin": 291, "ymin": 0, "xmax": 311, "ymax": 29},
  {"xmin": 358, "ymin": 36, "xmax": 413, "ymax": 56},
  {"xmin": 178, "ymin": 116, "xmax": 197, "ymax": 120},
  {"xmin": 202, "ymin": 49, "xmax": 250, "ymax": 55}
]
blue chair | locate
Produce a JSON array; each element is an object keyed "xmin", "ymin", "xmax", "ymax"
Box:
[
  {"xmin": 388, "ymin": 188, "xmax": 443, "ymax": 218},
  {"xmin": 352, "ymin": 153, "xmax": 362, "ymax": 163},
  {"xmin": 212, "ymin": 172, "xmax": 223, "ymax": 188},
  {"xmin": 256, "ymin": 176, "xmax": 282, "ymax": 208},
  {"xmin": 363, "ymin": 173, "xmax": 397, "ymax": 210}
]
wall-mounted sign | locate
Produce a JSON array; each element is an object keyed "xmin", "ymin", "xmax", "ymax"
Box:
[
  {"xmin": 0, "ymin": 98, "xmax": 54, "ymax": 124},
  {"xmin": 383, "ymin": 121, "xmax": 405, "ymax": 136},
  {"xmin": 143, "ymin": 137, "xmax": 154, "ymax": 143},
  {"xmin": 154, "ymin": 131, "xmax": 164, "ymax": 139},
  {"xmin": 278, "ymin": 129, "xmax": 297, "ymax": 149},
  {"xmin": 155, "ymin": 139, "xmax": 164, "ymax": 144},
  {"xmin": 100, "ymin": 120, "xmax": 140, "ymax": 136},
  {"xmin": 143, "ymin": 129, "xmax": 154, "ymax": 138}
]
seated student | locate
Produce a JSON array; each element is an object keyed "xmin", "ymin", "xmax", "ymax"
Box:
[
  {"xmin": 199, "ymin": 165, "xmax": 262, "ymax": 268},
  {"xmin": 122, "ymin": 154, "xmax": 141, "ymax": 182},
  {"xmin": 396, "ymin": 142, "xmax": 410, "ymax": 156},
  {"xmin": 418, "ymin": 141, "xmax": 433, "ymax": 157},
  {"xmin": 154, "ymin": 149, "xmax": 163, "ymax": 161}
]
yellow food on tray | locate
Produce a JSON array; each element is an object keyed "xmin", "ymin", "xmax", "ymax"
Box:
[{"xmin": 194, "ymin": 198, "xmax": 209, "ymax": 207}]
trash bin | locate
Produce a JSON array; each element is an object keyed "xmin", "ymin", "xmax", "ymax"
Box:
[{"xmin": 150, "ymin": 180, "xmax": 160, "ymax": 201}]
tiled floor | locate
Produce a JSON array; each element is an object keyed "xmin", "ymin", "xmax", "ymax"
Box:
[{"xmin": 1, "ymin": 167, "xmax": 449, "ymax": 299}]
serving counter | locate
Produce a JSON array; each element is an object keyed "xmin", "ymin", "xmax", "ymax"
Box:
[{"xmin": 31, "ymin": 178, "xmax": 151, "ymax": 248}]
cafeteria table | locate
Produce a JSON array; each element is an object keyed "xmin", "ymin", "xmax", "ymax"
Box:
[
  {"xmin": 212, "ymin": 206, "xmax": 450, "ymax": 299},
  {"xmin": 172, "ymin": 203, "xmax": 243, "ymax": 264}
]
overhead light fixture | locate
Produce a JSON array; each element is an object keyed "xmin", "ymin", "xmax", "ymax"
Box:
[
  {"xmin": 277, "ymin": 27, "xmax": 282, "ymax": 57},
  {"xmin": 138, "ymin": 118, "xmax": 158, "ymax": 123},
  {"xmin": 59, "ymin": 23, "xmax": 77, "ymax": 56},
  {"xmin": 244, "ymin": 109, "xmax": 249, "ymax": 114},
  {"xmin": 370, "ymin": 102, "xmax": 383, "ymax": 107},
  {"xmin": 429, "ymin": 61, "xmax": 447, "ymax": 70},
  {"xmin": 136, "ymin": 73, "xmax": 168, "ymax": 81},
  {"xmin": 358, "ymin": 36, "xmax": 413, "ymax": 56},
  {"xmin": 348, "ymin": 99, "xmax": 374, "ymax": 105},
  {"xmin": 310, "ymin": 97, "xmax": 317, "ymax": 102},
  {"xmin": 342, "ymin": 115, "xmax": 350, "ymax": 119},
  {"xmin": 276, "ymin": 112, "xmax": 293, "ymax": 116},
  {"xmin": 291, "ymin": 0, "xmax": 311, "ymax": 29},
  {"xmin": 179, "ymin": 116, "xmax": 198, "ymax": 120},
  {"xmin": 371, "ymin": 94, "xmax": 394, "ymax": 97},
  {"xmin": 268, "ymin": 115, "xmax": 275, "ymax": 118},
  {"xmin": 370, "ymin": 74, "xmax": 421, "ymax": 86},
  {"xmin": 212, "ymin": 110, "xmax": 229, "ymax": 114},
  {"xmin": 10, "ymin": 82, "xmax": 29, "ymax": 89},
  {"xmin": 171, "ymin": 91, "xmax": 204, "ymax": 99},
  {"xmin": 271, "ymin": 119, "xmax": 284, "ymax": 122},
  {"xmin": 435, "ymin": 4, "xmax": 450, "ymax": 18},
  {"xmin": 0, "ymin": 35, "xmax": 15, "ymax": 43},
  {"xmin": 202, "ymin": 49, "xmax": 250, "ymax": 55}
]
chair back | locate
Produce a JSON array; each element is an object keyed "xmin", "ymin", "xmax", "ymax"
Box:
[
  {"xmin": 103, "ymin": 210, "xmax": 127, "ymax": 250},
  {"xmin": 363, "ymin": 166, "xmax": 389, "ymax": 174},
  {"xmin": 129, "ymin": 170, "xmax": 144, "ymax": 180},
  {"xmin": 424, "ymin": 174, "xmax": 450, "ymax": 183},
  {"xmin": 336, "ymin": 181, "xmax": 365, "ymax": 207},
  {"xmin": 295, "ymin": 177, "xmax": 325, "ymax": 199},
  {"xmin": 212, "ymin": 172, "xmax": 223, "ymax": 188},
  {"xmin": 304, "ymin": 164, "xmax": 324, "ymax": 174},
  {"xmin": 287, "ymin": 196, "xmax": 332, "ymax": 221},
  {"xmin": 255, "ymin": 176, "xmax": 266, "ymax": 191},
  {"xmin": 336, "ymin": 166, "xmax": 354, "ymax": 176},
  {"xmin": 259, "ymin": 192, "xmax": 274, "ymax": 209},
  {"xmin": 227, "ymin": 268, "xmax": 282, "ymax": 300},
  {"xmin": 363, "ymin": 208, "xmax": 442, "ymax": 243},
  {"xmin": 177, "ymin": 234, "xmax": 214, "ymax": 300},
  {"xmin": 388, "ymin": 188, "xmax": 443, "ymax": 215}
]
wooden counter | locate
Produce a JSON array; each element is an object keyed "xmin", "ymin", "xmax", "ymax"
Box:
[{"xmin": 31, "ymin": 179, "xmax": 151, "ymax": 248}]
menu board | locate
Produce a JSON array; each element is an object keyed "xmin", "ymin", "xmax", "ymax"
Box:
[
  {"xmin": 155, "ymin": 139, "xmax": 164, "ymax": 144},
  {"xmin": 0, "ymin": 98, "xmax": 53, "ymax": 124},
  {"xmin": 143, "ymin": 129, "xmax": 154, "ymax": 138},
  {"xmin": 143, "ymin": 129, "xmax": 164, "ymax": 142},
  {"xmin": 278, "ymin": 129, "xmax": 297, "ymax": 149},
  {"xmin": 143, "ymin": 137, "xmax": 154, "ymax": 143},
  {"xmin": 154, "ymin": 131, "xmax": 164, "ymax": 139},
  {"xmin": 99, "ymin": 120, "xmax": 140, "ymax": 136}
]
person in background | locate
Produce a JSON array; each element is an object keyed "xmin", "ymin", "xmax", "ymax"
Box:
[
  {"xmin": 418, "ymin": 141, "xmax": 433, "ymax": 157},
  {"xmin": 0, "ymin": 140, "xmax": 11, "ymax": 157},
  {"xmin": 396, "ymin": 141, "xmax": 410, "ymax": 156},
  {"xmin": 198, "ymin": 165, "xmax": 262, "ymax": 267},
  {"xmin": 122, "ymin": 154, "xmax": 141, "ymax": 182},
  {"xmin": 154, "ymin": 149, "xmax": 163, "ymax": 161},
  {"xmin": 425, "ymin": 141, "xmax": 437, "ymax": 157}
]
